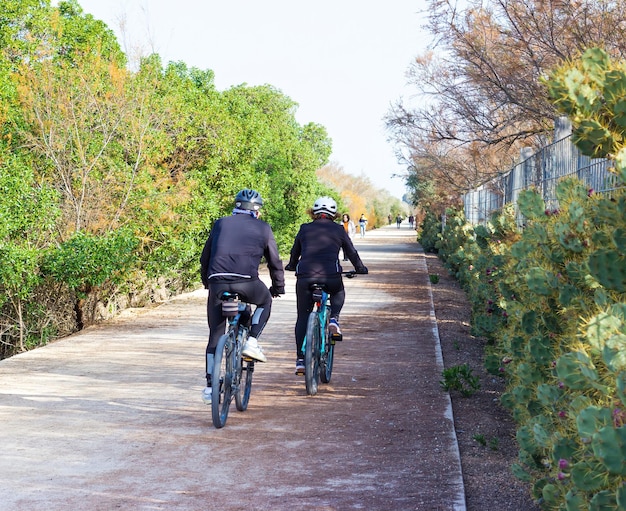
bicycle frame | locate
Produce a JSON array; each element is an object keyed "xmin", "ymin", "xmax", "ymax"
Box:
[
  {"xmin": 301, "ymin": 288, "xmax": 330, "ymax": 352},
  {"xmin": 211, "ymin": 293, "xmax": 254, "ymax": 428},
  {"xmin": 301, "ymin": 271, "xmax": 356, "ymax": 396},
  {"xmin": 302, "ymin": 270, "xmax": 356, "ymax": 359},
  {"xmin": 303, "ymin": 287, "xmax": 332, "ymax": 396}
]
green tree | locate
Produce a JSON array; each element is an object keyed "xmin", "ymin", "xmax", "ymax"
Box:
[
  {"xmin": 0, "ymin": 153, "xmax": 58, "ymax": 353},
  {"xmin": 203, "ymin": 84, "xmax": 332, "ymax": 252},
  {"xmin": 0, "ymin": 0, "xmax": 343, "ymax": 357}
]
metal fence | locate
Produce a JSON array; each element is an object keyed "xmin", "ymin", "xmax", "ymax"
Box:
[{"xmin": 462, "ymin": 117, "xmax": 621, "ymax": 226}]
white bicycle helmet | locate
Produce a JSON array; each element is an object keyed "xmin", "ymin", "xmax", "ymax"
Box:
[{"xmin": 312, "ymin": 196, "xmax": 338, "ymax": 217}]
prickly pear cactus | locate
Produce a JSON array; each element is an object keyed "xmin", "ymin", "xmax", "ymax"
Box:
[
  {"xmin": 491, "ymin": 48, "xmax": 626, "ymax": 511},
  {"xmin": 421, "ymin": 48, "xmax": 626, "ymax": 511},
  {"xmin": 545, "ymin": 48, "xmax": 626, "ymax": 159}
]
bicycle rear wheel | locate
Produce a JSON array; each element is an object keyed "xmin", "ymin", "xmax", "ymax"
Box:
[
  {"xmin": 212, "ymin": 331, "xmax": 234, "ymax": 428},
  {"xmin": 304, "ymin": 311, "xmax": 321, "ymax": 396},
  {"xmin": 320, "ymin": 308, "xmax": 334, "ymax": 383},
  {"xmin": 235, "ymin": 330, "xmax": 254, "ymax": 411}
]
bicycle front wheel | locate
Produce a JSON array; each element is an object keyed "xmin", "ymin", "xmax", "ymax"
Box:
[
  {"xmin": 235, "ymin": 330, "xmax": 254, "ymax": 411},
  {"xmin": 212, "ymin": 331, "xmax": 234, "ymax": 428},
  {"xmin": 304, "ymin": 311, "xmax": 321, "ymax": 396}
]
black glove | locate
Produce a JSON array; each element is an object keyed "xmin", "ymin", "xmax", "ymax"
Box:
[
  {"xmin": 270, "ymin": 286, "xmax": 285, "ymax": 297},
  {"xmin": 284, "ymin": 264, "xmax": 296, "ymax": 271},
  {"xmin": 356, "ymin": 266, "xmax": 368, "ymax": 275}
]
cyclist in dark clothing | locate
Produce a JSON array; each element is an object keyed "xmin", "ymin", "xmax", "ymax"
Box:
[
  {"xmin": 285, "ymin": 196, "xmax": 368, "ymax": 375},
  {"xmin": 199, "ymin": 189, "xmax": 285, "ymax": 404}
]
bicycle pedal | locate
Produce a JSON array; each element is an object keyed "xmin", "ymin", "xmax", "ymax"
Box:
[
  {"xmin": 331, "ymin": 333, "xmax": 343, "ymax": 342},
  {"xmin": 242, "ymin": 356, "xmax": 254, "ymax": 362}
]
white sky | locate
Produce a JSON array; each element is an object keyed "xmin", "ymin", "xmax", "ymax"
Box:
[{"xmin": 74, "ymin": 0, "xmax": 430, "ymax": 199}]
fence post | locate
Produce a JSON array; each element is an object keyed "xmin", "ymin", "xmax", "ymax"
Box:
[
  {"xmin": 511, "ymin": 148, "xmax": 534, "ymax": 226},
  {"xmin": 554, "ymin": 116, "xmax": 572, "ymax": 141},
  {"xmin": 544, "ymin": 117, "xmax": 574, "ymax": 209}
]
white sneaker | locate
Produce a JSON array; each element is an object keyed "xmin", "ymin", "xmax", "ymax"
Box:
[
  {"xmin": 242, "ymin": 336, "xmax": 267, "ymax": 363},
  {"xmin": 202, "ymin": 386, "xmax": 212, "ymax": 404},
  {"xmin": 295, "ymin": 358, "xmax": 305, "ymax": 376},
  {"xmin": 329, "ymin": 318, "xmax": 341, "ymax": 335}
]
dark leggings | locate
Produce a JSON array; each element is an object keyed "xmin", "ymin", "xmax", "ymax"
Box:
[
  {"xmin": 294, "ymin": 275, "xmax": 344, "ymax": 357},
  {"xmin": 206, "ymin": 279, "xmax": 272, "ymax": 354}
]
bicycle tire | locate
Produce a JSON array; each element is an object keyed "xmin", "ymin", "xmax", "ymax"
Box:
[
  {"xmin": 235, "ymin": 329, "xmax": 254, "ymax": 411},
  {"xmin": 320, "ymin": 307, "xmax": 334, "ymax": 383},
  {"xmin": 235, "ymin": 359, "xmax": 253, "ymax": 411},
  {"xmin": 212, "ymin": 331, "xmax": 234, "ymax": 428},
  {"xmin": 304, "ymin": 311, "xmax": 321, "ymax": 396}
]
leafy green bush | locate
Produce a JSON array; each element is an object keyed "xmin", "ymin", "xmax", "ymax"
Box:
[
  {"xmin": 440, "ymin": 363, "xmax": 481, "ymax": 397},
  {"xmin": 418, "ymin": 210, "xmax": 442, "ymax": 253},
  {"xmin": 0, "ymin": 2, "xmax": 340, "ymax": 355},
  {"xmin": 42, "ymin": 229, "xmax": 138, "ymax": 295},
  {"xmin": 436, "ymin": 207, "xmax": 472, "ymax": 275}
]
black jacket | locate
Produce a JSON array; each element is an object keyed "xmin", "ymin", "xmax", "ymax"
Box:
[
  {"xmin": 200, "ymin": 213, "xmax": 285, "ymax": 291},
  {"xmin": 287, "ymin": 217, "xmax": 366, "ymax": 278}
]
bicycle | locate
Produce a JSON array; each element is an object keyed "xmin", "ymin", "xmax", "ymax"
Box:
[
  {"xmin": 303, "ymin": 271, "xmax": 356, "ymax": 396},
  {"xmin": 211, "ymin": 292, "xmax": 254, "ymax": 428}
]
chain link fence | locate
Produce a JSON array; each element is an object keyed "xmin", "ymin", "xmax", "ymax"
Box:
[{"xmin": 462, "ymin": 117, "xmax": 621, "ymax": 226}]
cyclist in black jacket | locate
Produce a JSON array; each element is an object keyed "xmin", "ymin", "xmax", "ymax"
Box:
[
  {"xmin": 199, "ymin": 189, "xmax": 285, "ymax": 404},
  {"xmin": 285, "ymin": 196, "xmax": 368, "ymax": 375}
]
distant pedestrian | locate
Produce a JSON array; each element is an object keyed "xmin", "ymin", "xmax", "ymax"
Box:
[
  {"xmin": 341, "ymin": 213, "xmax": 356, "ymax": 260},
  {"xmin": 396, "ymin": 214, "xmax": 402, "ymax": 229},
  {"xmin": 387, "ymin": 214, "xmax": 392, "ymax": 225},
  {"xmin": 408, "ymin": 214, "xmax": 414, "ymax": 229},
  {"xmin": 358, "ymin": 214, "xmax": 368, "ymax": 237}
]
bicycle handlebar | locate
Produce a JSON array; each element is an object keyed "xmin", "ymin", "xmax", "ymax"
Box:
[{"xmin": 284, "ymin": 267, "xmax": 363, "ymax": 278}]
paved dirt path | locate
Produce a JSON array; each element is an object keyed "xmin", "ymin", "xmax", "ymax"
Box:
[{"xmin": 0, "ymin": 226, "xmax": 466, "ymax": 511}]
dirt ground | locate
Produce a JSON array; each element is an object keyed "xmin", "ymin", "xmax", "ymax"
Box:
[
  {"xmin": 425, "ymin": 252, "xmax": 540, "ymax": 511},
  {"xmin": 0, "ymin": 226, "xmax": 536, "ymax": 510}
]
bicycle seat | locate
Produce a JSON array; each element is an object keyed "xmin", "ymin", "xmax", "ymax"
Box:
[
  {"xmin": 309, "ymin": 286, "xmax": 325, "ymax": 303},
  {"xmin": 218, "ymin": 292, "xmax": 240, "ymax": 317},
  {"xmin": 218, "ymin": 291, "xmax": 239, "ymax": 301}
]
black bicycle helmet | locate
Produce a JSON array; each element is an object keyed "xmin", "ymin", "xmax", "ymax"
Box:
[
  {"xmin": 312, "ymin": 196, "xmax": 338, "ymax": 217},
  {"xmin": 235, "ymin": 189, "xmax": 264, "ymax": 211}
]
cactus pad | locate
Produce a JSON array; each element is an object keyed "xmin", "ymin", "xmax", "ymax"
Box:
[
  {"xmin": 556, "ymin": 352, "xmax": 600, "ymax": 390},
  {"xmin": 589, "ymin": 490, "xmax": 620, "ymax": 511},
  {"xmin": 613, "ymin": 228, "xmax": 626, "ymax": 253},
  {"xmin": 570, "ymin": 460, "xmax": 606, "ymax": 492},
  {"xmin": 592, "ymin": 425, "xmax": 626, "ymax": 475},
  {"xmin": 536, "ymin": 383, "xmax": 561, "ymax": 406},
  {"xmin": 576, "ymin": 406, "xmax": 612, "ymax": 437},
  {"xmin": 542, "ymin": 483, "xmax": 561, "ymax": 506},
  {"xmin": 555, "ymin": 221, "xmax": 585, "ymax": 252},
  {"xmin": 564, "ymin": 490, "xmax": 586, "ymax": 511},
  {"xmin": 518, "ymin": 189, "xmax": 546, "ymax": 220},
  {"xmin": 526, "ymin": 267, "xmax": 558, "ymax": 295},
  {"xmin": 588, "ymin": 249, "xmax": 626, "ymax": 292}
]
